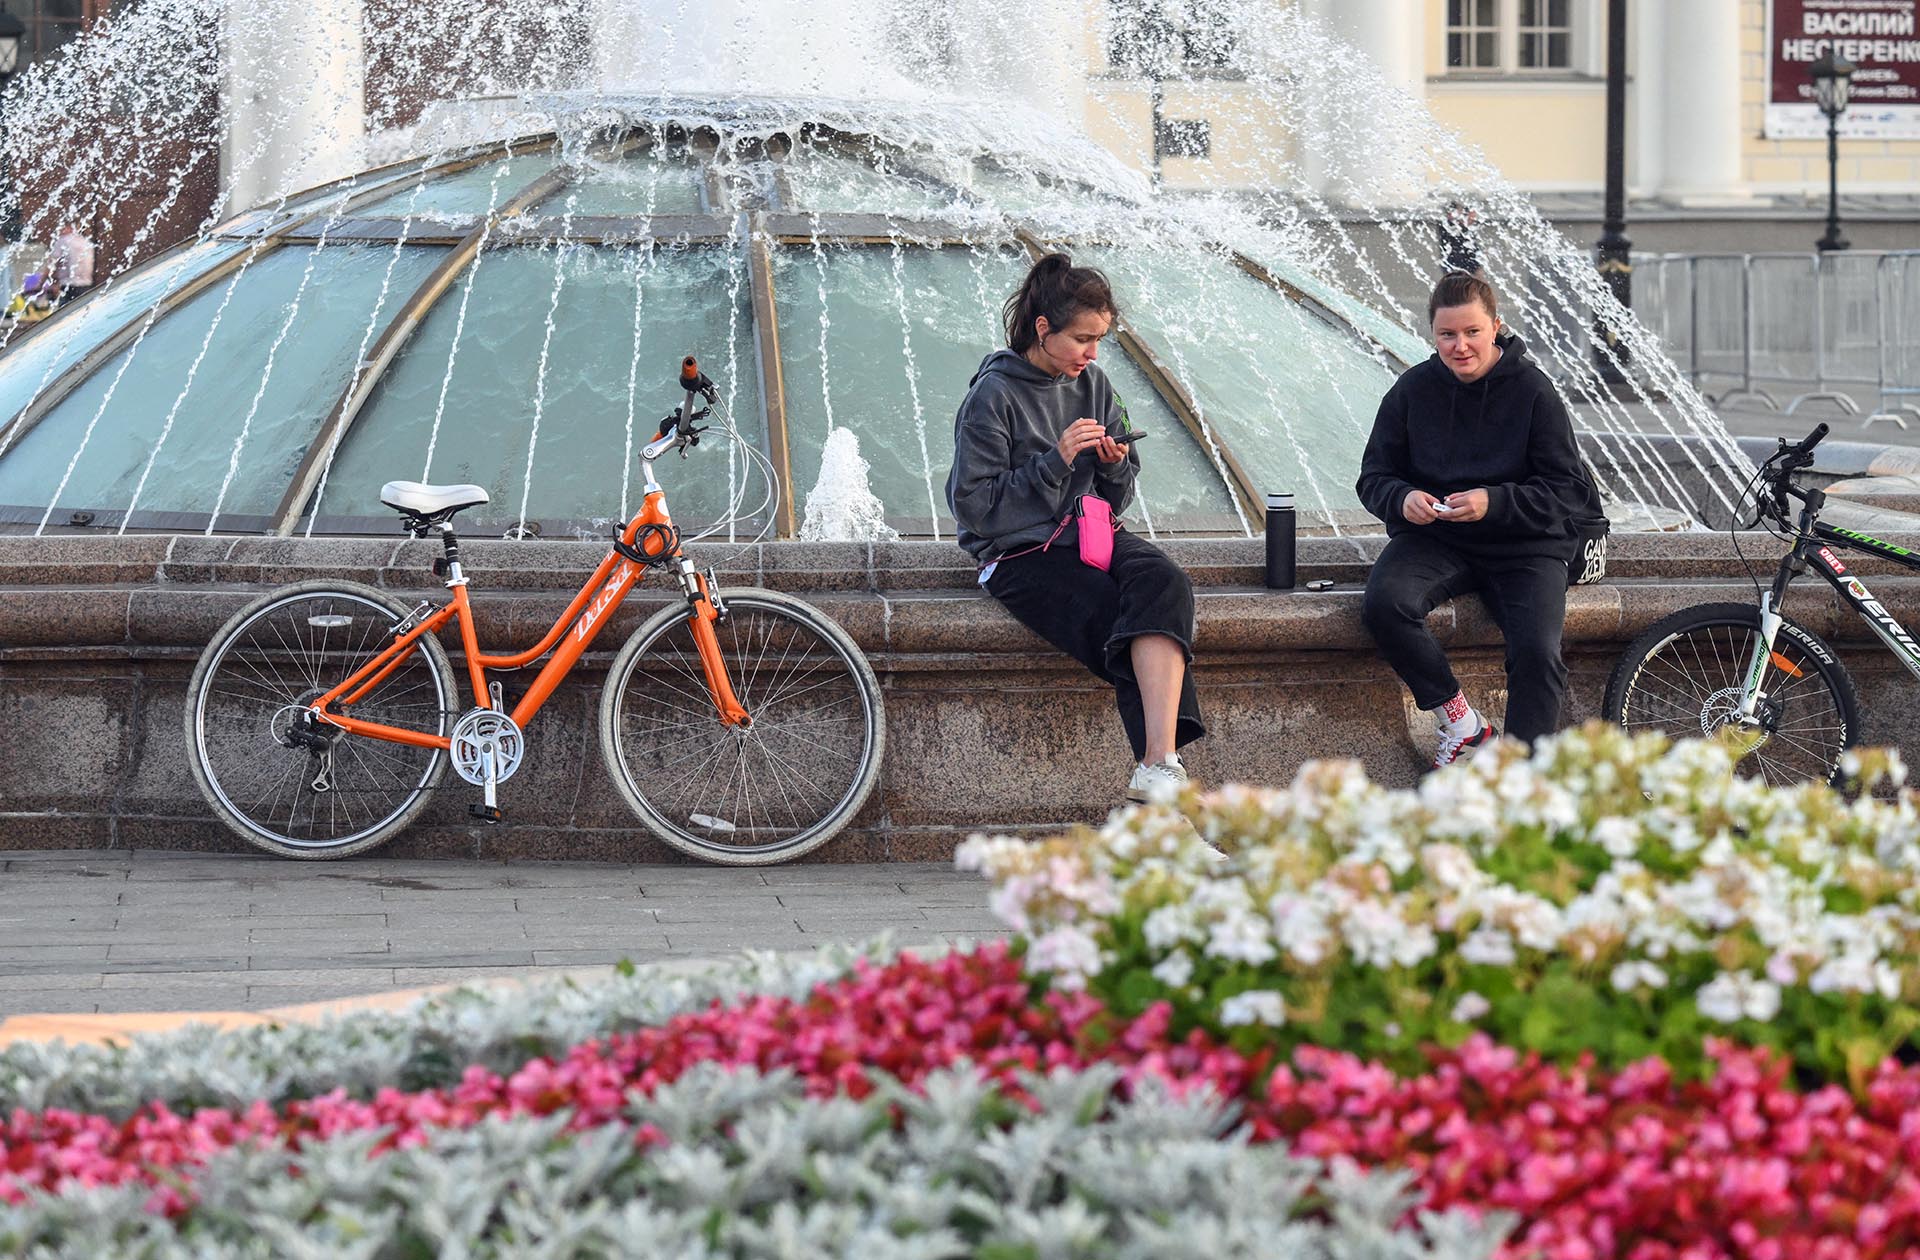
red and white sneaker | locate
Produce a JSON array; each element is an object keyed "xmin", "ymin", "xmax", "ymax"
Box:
[{"xmin": 1434, "ymin": 721, "xmax": 1496, "ymax": 769}]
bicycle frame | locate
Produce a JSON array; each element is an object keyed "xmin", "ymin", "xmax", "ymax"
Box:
[
  {"xmin": 309, "ymin": 441, "xmax": 750, "ymax": 753},
  {"xmin": 1735, "ymin": 508, "xmax": 1920, "ymax": 722}
]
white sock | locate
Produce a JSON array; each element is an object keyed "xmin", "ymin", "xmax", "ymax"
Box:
[{"xmin": 1433, "ymin": 693, "xmax": 1481, "ymax": 737}]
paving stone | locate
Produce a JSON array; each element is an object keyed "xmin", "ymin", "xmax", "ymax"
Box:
[
  {"xmin": 244, "ymin": 912, "xmax": 390, "ymax": 930},
  {"xmin": 89, "ymin": 988, "xmax": 252, "ymax": 1013},
  {"xmin": 0, "ymin": 944, "xmax": 111, "ymax": 964},
  {"xmin": 246, "ymin": 983, "xmax": 402, "ymax": 1008},
  {"xmin": 238, "ymin": 967, "xmax": 400, "ymax": 987},
  {"xmin": 97, "ymin": 957, "xmax": 250, "ymax": 976},
  {"xmin": 0, "ymin": 970, "xmax": 104, "ymax": 992},
  {"xmin": 392, "ymin": 965, "xmax": 583, "ymax": 986},
  {"xmin": 0, "ymin": 990, "xmax": 107, "ymax": 1016},
  {"xmin": 246, "ymin": 929, "xmax": 393, "ymax": 950},
  {"xmin": 532, "ymin": 947, "xmax": 671, "ymax": 965}
]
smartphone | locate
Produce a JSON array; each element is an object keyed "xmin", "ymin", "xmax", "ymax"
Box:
[
  {"xmin": 1118, "ymin": 430, "xmax": 1149, "ymax": 443},
  {"xmin": 1431, "ymin": 501, "xmax": 1455, "ymax": 513}
]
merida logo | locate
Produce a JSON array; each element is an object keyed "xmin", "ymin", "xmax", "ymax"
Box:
[
  {"xmin": 1862, "ymin": 598, "xmax": 1920, "ymax": 657},
  {"xmin": 576, "ymin": 566, "xmax": 634, "ymax": 642}
]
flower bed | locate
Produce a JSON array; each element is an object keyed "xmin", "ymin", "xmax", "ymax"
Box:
[
  {"xmin": 959, "ymin": 724, "xmax": 1920, "ymax": 1090},
  {"xmin": 7, "ymin": 724, "xmax": 1920, "ymax": 1256}
]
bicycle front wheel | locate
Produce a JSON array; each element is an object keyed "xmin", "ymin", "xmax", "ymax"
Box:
[
  {"xmin": 599, "ymin": 589, "xmax": 885, "ymax": 865},
  {"xmin": 185, "ymin": 581, "xmax": 457, "ymax": 859},
  {"xmin": 1603, "ymin": 601, "xmax": 1859, "ymax": 786}
]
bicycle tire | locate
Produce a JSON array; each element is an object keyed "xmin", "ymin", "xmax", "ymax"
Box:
[
  {"xmin": 184, "ymin": 581, "xmax": 457, "ymax": 859},
  {"xmin": 1603, "ymin": 600, "xmax": 1860, "ymax": 786},
  {"xmin": 599, "ymin": 588, "xmax": 885, "ymax": 865}
]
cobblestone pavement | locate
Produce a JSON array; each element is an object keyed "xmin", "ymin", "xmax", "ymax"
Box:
[{"xmin": 0, "ymin": 851, "xmax": 1006, "ymax": 1017}]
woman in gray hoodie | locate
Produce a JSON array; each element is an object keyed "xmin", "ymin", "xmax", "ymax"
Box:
[{"xmin": 946, "ymin": 254, "xmax": 1204, "ymax": 802}]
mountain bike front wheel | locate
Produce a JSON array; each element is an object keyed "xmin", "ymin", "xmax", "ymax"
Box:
[
  {"xmin": 185, "ymin": 581, "xmax": 457, "ymax": 859},
  {"xmin": 599, "ymin": 589, "xmax": 885, "ymax": 865},
  {"xmin": 1603, "ymin": 601, "xmax": 1859, "ymax": 786}
]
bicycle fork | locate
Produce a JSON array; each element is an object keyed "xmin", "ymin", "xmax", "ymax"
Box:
[
  {"xmin": 674, "ymin": 557, "xmax": 751, "ymax": 727},
  {"xmin": 1735, "ymin": 591, "xmax": 1787, "ymax": 725}
]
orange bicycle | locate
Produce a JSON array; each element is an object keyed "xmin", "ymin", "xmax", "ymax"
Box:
[{"xmin": 184, "ymin": 358, "xmax": 885, "ymax": 865}]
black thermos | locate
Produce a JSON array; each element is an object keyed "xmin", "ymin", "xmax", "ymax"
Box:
[{"xmin": 1264, "ymin": 492, "xmax": 1296, "ymax": 590}]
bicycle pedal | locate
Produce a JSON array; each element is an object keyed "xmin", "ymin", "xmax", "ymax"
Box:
[{"xmin": 467, "ymin": 804, "xmax": 504, "ymax": 824}]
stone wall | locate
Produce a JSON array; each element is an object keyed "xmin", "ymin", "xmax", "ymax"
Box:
[{"xmin": 2, "ymin": 532, "xmax": 1917, "ymax": 863}]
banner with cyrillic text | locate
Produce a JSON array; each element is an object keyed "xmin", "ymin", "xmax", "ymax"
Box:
[{"xmin": 1766, "ymin": 0, "xmax": 1920, "ymax": 139}]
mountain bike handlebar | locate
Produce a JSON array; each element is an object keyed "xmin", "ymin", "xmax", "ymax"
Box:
[{"xmin": 1755, "ymin": 422, "xmax": 1830, "ymax": 527}]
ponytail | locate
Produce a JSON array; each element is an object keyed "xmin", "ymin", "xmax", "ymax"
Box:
[{"xmin": 1004, "ymin": 252, "xmax": 1118, "ymax": 353}]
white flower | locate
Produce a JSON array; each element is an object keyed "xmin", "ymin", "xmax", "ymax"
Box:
[
  {"xmin": 1143, "ymin": 904, "xmax": 1200, "ymax": 950},
  {"xmin": 1151, "ymin": 950, "xmax": 1194, "ymax": 988},
  {"xmin": 1450, "ymin": 992, "xmax": 1491, "ymax": 1022},
  {"xmin": 1695, "ymin": 971, "xmax": 1780, "ymax": 1023},
  {"xmin": 1459, "ymin": 927, "xmax": 1517, "ymax": 967},
  {"xmin": 1206, "ymin": 908, "xmax": 1278, "ymax": 965},
  {"xmin": 1592, "ymin": 816, "xmax": 1639, "ymax": 859},
  {"xmin": 1610, "ymin": 961, "xmax": 1668, "ymax": 992},
  {"xmin": 1219, "ymin": 990, "xmax": 1287, "ymax": 1027},
  {"xmin": 1026, "ymin": 925, "xmax": 1103, "ymax": 987}
]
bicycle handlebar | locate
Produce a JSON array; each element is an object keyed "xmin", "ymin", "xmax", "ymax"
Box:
[{"xmin": 1754, "ymin": 423, "xmax": 1830, "ymax": 528}]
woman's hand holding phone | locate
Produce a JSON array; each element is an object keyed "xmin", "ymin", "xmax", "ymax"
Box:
[{"xmin": 1056, "ymin": 417, "xmax": 1108, "ymax": 463}]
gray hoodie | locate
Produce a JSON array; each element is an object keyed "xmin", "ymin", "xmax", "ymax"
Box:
[{"xmin": 945, "ymin": 349, "xmax": 1140, "ymax": 562}]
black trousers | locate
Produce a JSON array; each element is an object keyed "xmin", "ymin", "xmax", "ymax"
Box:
[
  {"xmin": 1360, "ymin": 532, "xmax": 1568, "ymax": 744},
  {"xmin": 985, "ymin": 530, "xmax": 1206, "ymax": 762}
]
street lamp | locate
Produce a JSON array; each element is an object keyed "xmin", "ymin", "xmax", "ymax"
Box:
[
  {"xmin": 1594, "ymin": 0, "xmax": 1630, "ymax": 381},
  {"xmin": 1809, "ymin": 49, "xmax": 1855, "ymax": 253},
  {"xmin": 0, "ymin": 12, "xmax": 22, "ymax": 246}
]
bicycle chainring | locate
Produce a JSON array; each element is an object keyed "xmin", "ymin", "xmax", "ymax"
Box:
[{"xmin": 450, "ymin": 709, "xmax": 526, "ymax": 787}]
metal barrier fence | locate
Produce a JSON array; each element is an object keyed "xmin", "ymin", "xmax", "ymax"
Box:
[{"xmin": 1633, "ymin": 250, "xmax": 1920, "ymax": 430}]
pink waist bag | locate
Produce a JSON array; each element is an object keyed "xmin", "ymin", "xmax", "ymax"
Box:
[{"xmin": 1075, "ymin": 494, "xmax": 1115, "ymax": 572}]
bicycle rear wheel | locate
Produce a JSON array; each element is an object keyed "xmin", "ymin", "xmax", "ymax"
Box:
[
  {"xmin": 185, "ymin": 581, "xmax": 457, "ymax": 858},
  {"xmin": 599, "ymin": 589, "xmax": 885, "ymax": 865},
  {"xmin": 1603, "ymin": 601, "xmax": 1859, "ymax": 786}
]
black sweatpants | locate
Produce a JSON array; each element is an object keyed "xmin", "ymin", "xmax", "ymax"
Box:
[
  {"xmin": 1360, "ymin": 532, "xmax": 1568, "ymax": 744},
  {"xmin": 985, "ymin": 529, "xmax": 1206, "ymax": 762}
]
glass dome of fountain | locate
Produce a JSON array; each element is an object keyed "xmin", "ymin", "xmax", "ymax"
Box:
[{"xmin": 0, "ymin": 118, "xmax": 1422, "ymax": 541}]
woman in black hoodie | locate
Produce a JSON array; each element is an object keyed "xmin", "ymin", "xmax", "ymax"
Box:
[
  {"xmin": 946, "ymin": 254, "xmax": 1205, "ymax": 802},
  {"xmin": 1356, "ymin": 271, "xmax": 1602, "ymax": 767}
]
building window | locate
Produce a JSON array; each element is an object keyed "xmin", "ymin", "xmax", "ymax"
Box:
[
  {"xmin": 1107, "ymin": 0, "xmax": 1237, "ymax": 78},
  {"xmin": 1155, "ymin": 117, "xmax": 1211, "ymax": 160},
  {"xmin": 1518, "ymin": 0, "xmax": 1572, "ymax": 69},
  {"xmin": 1446, "ymin": 0, "xmax": 1499, "ymax": 71},
  {"xmin": 0, "ymin": 0, "xmax": 95, "ymax": 70},
  {"xmin": 1447, "ymin": 0, "xmax": 1577, "ymax": 74}
]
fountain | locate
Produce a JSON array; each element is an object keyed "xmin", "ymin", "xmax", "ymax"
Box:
[
  {"xmin": 0, "ymin": 0, "xmax": 1753, "ymax": 543},
  {"xmin": 6, "ymin": 0, "xmax": 1887, "ymax": 862}
]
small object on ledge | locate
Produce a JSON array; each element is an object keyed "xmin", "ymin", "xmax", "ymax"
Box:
[{"xmin": 1305, "ymin": 579, "xmax": 1334, "ymax": 591}]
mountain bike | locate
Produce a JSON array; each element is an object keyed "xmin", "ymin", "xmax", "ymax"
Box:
[
  {"xmin": 184, "ymin": 358, "xmax": 885, "ymax": 865},
  {"xmin": 1604, "ymin": 422, "xmax": 1920, "ymax": 785}
]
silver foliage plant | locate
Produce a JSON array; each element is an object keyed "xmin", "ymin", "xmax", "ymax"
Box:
[
  {"xmin": 0, "ymin": 1063, "xmax": 1513, "ymax": 1260},
  {"xmin": 0, "ymin": 942, "xmax": 899, "ymax": 1118}
]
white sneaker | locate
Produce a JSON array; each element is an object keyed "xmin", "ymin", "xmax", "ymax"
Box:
[
  {"xmin": 1433, "ymin": 720, "xmax": 1496, "ymax": 770},
  {"xmin": 1126, "ymin": 756, "xmax": 1189, "ymax": 803}
]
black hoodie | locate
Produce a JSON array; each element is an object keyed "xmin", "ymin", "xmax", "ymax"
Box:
[
  {"xmin": 1355, "ymin": 332, "xmax": 1601, "ymax": 562},
  {"xmin": 946, "ymin": 349, "xmax": 1139, "ymax": 562}
]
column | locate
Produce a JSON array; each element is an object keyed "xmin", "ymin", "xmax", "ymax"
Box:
[
  {"xmin": 1304, "ymin": 0, "xmax": 1429, "ymax": 206},
  {"xmin": 223, "ymin": 0, "xmax": 367, "ymax": 213},
  {"xmin": 1656, "ymin": 0, "xmax": 1749, "ymax": 204}
]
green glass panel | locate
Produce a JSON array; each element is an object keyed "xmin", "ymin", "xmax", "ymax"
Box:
[
  {"xmin": 0, "ymin": 236, "xmax": 248, "ymax": 432},
  {"xmin": 1078, "ymin": 246, "xmax": 1399, "ymax": 519},
  {"xmin": 780, "ymin": 147, "xmax": 960, "ymax": 217},
  {"xmin": 0, "ymin": 243, "xmax": 443, "ymax": 521},
  {"xmin": 322, "ymin": 243, "xmax": 762, "ymax": 530},
  {"xmin": 358, "ymin": 152, "xmax": 560, "ymax": 218},
  {"xmin": 774, "ymin": 242, "xmax": 1236, "ymax": 536},
  {"xmin": 534, "ymin": 153, "xmax": 704, "ymax": 216},
  {"xmin": 1100, "ymin": 351, "xmax": 1242, "ymax": 531}
]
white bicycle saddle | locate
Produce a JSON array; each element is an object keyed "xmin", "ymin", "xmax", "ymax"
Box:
[{"xmin": 379, "ymin": 480, "xmax": 491, "ymax": 517}]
